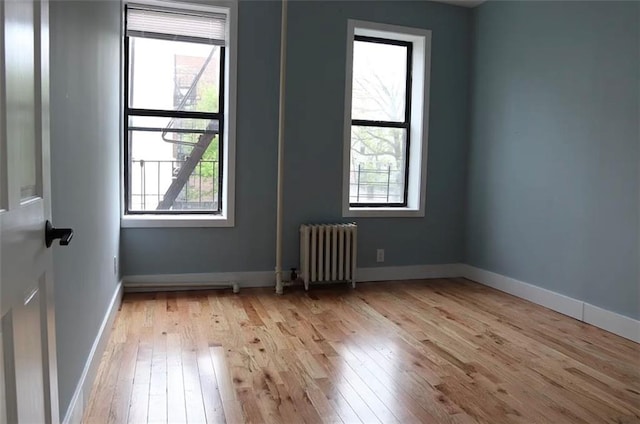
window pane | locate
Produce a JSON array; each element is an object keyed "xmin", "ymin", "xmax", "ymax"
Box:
[
  {"xmin": 351, "ymin": 40, "xmax": 407, "ymax": 122},
  {"xmin": 128, "ymin": 116, "xmax": 220, "ymax": 212},
  {"xmin": 129, "ymin": 37, "xmax": 221, "ymax": 113},
  {"xmin": 349, "ymin": 126, "xmax": 407, "ymax": 204}
]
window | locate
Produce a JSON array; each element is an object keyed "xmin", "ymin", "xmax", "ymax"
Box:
[
  {"xmin": 122, "ymin": 1, "xmax": 236, "ymax": 227},
  {"xmin": 343, "ymin": 20, "xmax": 431, "ymax": 218},
  {"xmin": 350, "ymin": 36, "xmax": 411, "ymax": 206}
]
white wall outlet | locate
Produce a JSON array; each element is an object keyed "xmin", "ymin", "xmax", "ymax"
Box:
[
  {"xmin": 113, "ymin": 256, "xmax": 118, "ymax": 275},
  {"xmin": 376, "ymin": 249, "xmax": 385, "ymax": 263}
]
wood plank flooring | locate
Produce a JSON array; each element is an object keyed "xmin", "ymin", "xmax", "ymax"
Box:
[{"xmin": 83, "ymin": 278, "xmax": 640, "ymax": 424}]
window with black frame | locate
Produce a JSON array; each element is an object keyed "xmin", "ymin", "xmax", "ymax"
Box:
[
  {"xmin": 348, "ymin": 36, "xmax": 412, "ymax": 207},
  {"xmin": 124, "ymin": 5, "xmax": 226, "ymax": 214}
]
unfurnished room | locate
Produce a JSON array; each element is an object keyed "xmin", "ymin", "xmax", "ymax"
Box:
[{"xmin": 0, "ymin": 0, "xmax": 638, "ymax": 423}]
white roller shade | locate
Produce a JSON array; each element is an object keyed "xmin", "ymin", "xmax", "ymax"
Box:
[{"xmin": 126, "ymin": 5, "xmax": 226, "ymax": 45}]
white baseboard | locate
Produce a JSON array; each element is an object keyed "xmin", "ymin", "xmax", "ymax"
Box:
[
  {"xmin": 123, "ymin": 271, "xmax": 275, "ymax": 292},
  {"xmin": 62, "ymin": 281, "xmax": 123, "ymax": 424},
  {"xmin": 461, "ymin": 265, "xmax": 640, "ymax": 343},
  {"xmin": 583, "ymin": 303, "xmax": 640, "ymax": 343},
  {"xmin": 123, "ymin": 264, "xmax": 461, "ymax": 292},
  {"xmin": 460, "ymin": 265, "xmax": 584, "ymax": 320},
  {"xmin": 357, "ymin": 263, "xmax": 461, "ymax": 282}
]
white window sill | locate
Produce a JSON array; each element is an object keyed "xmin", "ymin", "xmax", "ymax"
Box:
[
  {"xmin": 343, "ymin": 207, "xmax": 425, "ymax": 218},
  {"xmin": 121, "ymin": 214, "xmax": 234, "ymax": 228}
]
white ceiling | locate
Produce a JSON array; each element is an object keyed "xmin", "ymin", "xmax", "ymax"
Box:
[{"xmin": 432, "ymin": 0, "xmax": 486, "ymax": 8}]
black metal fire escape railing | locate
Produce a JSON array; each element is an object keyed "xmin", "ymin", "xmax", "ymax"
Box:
[{"xmin": 156, "ymin": 48, "xmax": 218, "ymax": 210}]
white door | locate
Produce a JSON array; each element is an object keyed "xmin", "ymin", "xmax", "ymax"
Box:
[{"xmin": 0, "ymin": 0, "xmax": 62, "ymax": 423}]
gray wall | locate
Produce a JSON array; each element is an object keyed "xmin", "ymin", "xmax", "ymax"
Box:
[
  {"xmin": 121, "ymin": 0, "xmax": 281, "ymax": 275},
  {"xmin": 46, "ymin": 0, "xmax": 640, "ymax": 419},
  {"xmin": 50, "ymin": 0, "xmax": 121, "ymax": 416},
  {"xmin": 466, "ymin": 1, "xmax": 640, "ymax": 319},
  {"xmin": 121, "ymin": 0, "xmax": 472, "ymax": 275},
  {"xmin": 282, "ymin": 1, "xmax": 471, "ymax": 268}
]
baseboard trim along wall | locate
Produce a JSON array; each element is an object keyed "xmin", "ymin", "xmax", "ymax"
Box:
[
  {"xmin": 122, "ymin": 264, "xmax": 639, "ymax": 343},
  {"xmin": 356, "ymin": 264, "xmax": 461, "ymax": 282},
  {"xmin": 62, "ymin": 282, "xmax": 123, "ymax": 424},
  {"xmin": 582, "ymin": 303, "xmax": 640, "ymax": 344},
  {"xmin": 460, "ymin": 265, "xmax": 640, "ymax": 343},
  {"xmin": 460, "ymin": 265, "xmax": 584, "ymax": 320},
  {"xmin": 122, "ymin": 264, "xmax": 461, "ymax": 292},
  {"xmin": 123, "ymin": 271, "xmax": 275, "ymax": 292}
]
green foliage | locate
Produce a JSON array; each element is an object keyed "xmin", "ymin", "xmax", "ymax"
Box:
[{"xmin": 184, "ymin": 80, "xmax": 219, "ymax": 202}]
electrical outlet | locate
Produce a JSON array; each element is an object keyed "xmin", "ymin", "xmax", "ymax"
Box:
[
  {"xmin": 113, "ymin": 256, "xmax": 118, "ymax": 275},
  {"xmin": 376, "ymin": 249, "xmax": 385, "ymax": 263}
]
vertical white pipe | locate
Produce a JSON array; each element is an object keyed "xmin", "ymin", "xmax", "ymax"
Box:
[
  {"xmin": 275, "ymin": 0, "xmax": 288, "ymax": 295},
  {"xmin": 351, "ymin": 225, "xmax": 357, "ymax": 288}
]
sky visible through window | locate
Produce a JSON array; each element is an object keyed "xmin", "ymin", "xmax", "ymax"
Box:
[
  {"xmin": 350, "ymin": 39, "xmax": 409, "ymax": 205},
  {"xmin": 128, "ymin": 38, "xmax": 221, "ymax": 212}
]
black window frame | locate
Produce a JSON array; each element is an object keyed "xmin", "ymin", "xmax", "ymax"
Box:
[
  {"xmin": 123, "ymin": 6, "xmax": 226, "ymax": 215},
  {"xmin": 349, "ymin": 35, "xmax": 413, "ymax": 208}
]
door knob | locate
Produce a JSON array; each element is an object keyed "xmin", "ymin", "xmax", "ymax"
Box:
[{"xmin": 45, "ymin": 220, "xmax": 74, "ymax": 248}]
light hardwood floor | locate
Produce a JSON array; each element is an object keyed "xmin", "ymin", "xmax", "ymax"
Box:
[{"xmin": 83, "ymin": 278, "xmax": 640, "ymax": 424}]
